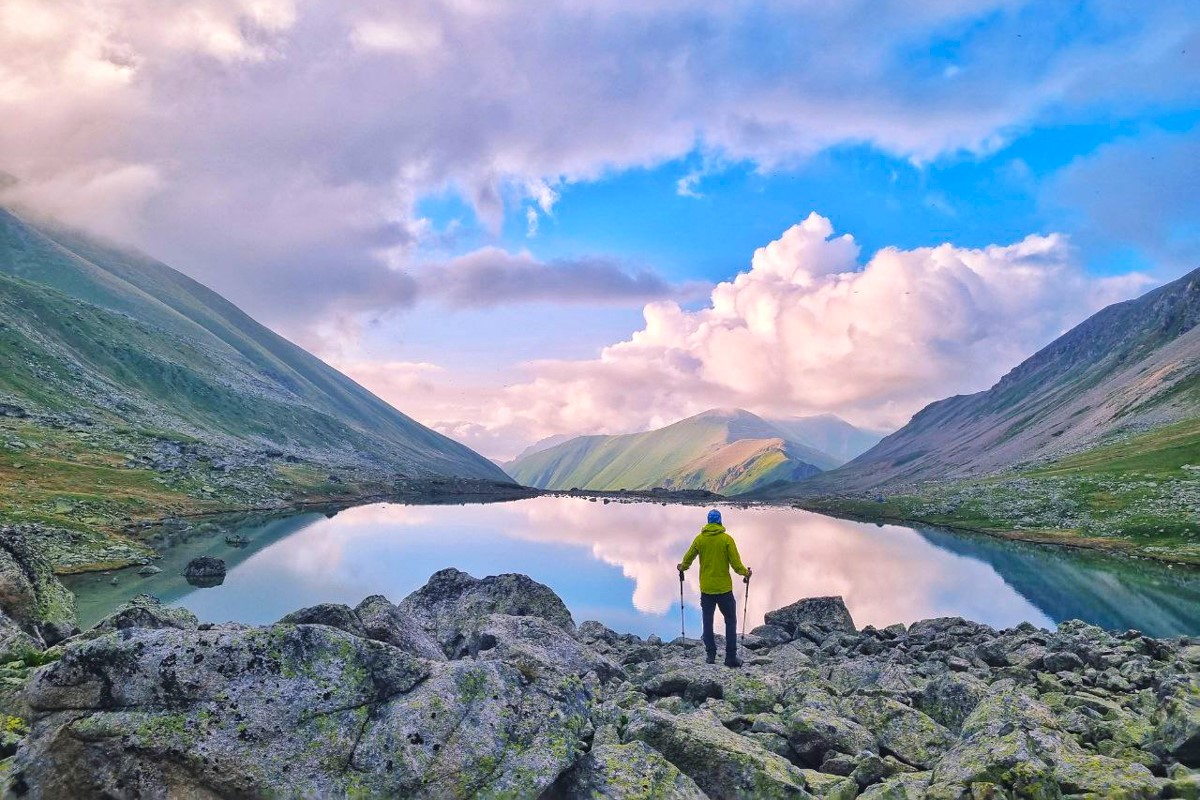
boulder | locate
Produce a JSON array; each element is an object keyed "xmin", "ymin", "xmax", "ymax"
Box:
[
  {"xmin": 545, "ymin": 741, "xmax": 707, "ymax": 799},
  {"xmin": 0, "ymin": 526, "xmax": 78, "ymax": 648},
  {"xmin": 750, "ymin": 624, "xmax": 793, "ymax": 647},
  {"xmin": 765, "ymin": 596, "xmax": 856, "ymax": 637},
  {"xmin": 840, "ymin": 695, "xmax": 953, "ymax": 770},
  {"xmin": 1154, "ymin": 675, "xmax": 1200, "ymax": 767},
  {"xmin": 278, "ymin": 603, "xmax": 368, "ymax": 637},
  {"xmin": 916, "ymin": 672, "xmax": 988, "ymax": 734},
  {"xmin": 183, "ymin": 556, "xmax": 226, "ymax": 587},
  {"xmin": 397, "ymin": 568, "xmax": 575, "ymax": 657},
  {"xmin": 799, "ymin": 768, "xmax": 859, "ymax": 799},
  {"xmin": 93, "ymin": 595, "xmax": 199, "ymax": 633},
  {"xmin": 14, "ymin": 619, "xmax": 597, "ymax": 797},
  {"xmin": 783, "ymin": 703, "xmax": 877, "ymax": 768},
  {"xmin": 929, "ymin": 689, "xmax": 1161, "ymax": 798},
  {"xmin": 858, "ymin": 772, "xmax": 932, "ymax": 799},
  {"xmin": 623, "ymin": 707, "xmax": 814, "ymax": 798},
  {"xmin": 472, "ymin": 613, "xmax": 622, "ymax": 683},
  {"xmin": 353, "ymin": 595, "xmax": 445, "ymax": 661}
]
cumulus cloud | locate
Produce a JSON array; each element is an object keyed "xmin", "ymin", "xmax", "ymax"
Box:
[
  {"xmin": 355, "ymin": 214, "xmax": 1151, "ymax": 459},
  {"xmin": 416, "ymin": 247, "xmax": 704, "ymax": 309},
  {"xmin": 1, "ymin": 0, "xmax": 1195, "ymax": 331}
]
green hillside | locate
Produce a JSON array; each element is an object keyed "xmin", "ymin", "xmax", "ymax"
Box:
[
  {"xmin": 0, "ymin": 208, "xmax": 512, "ymax": 569},
  {"xmin": 506, "ymin": 409, "xmax": 840, "ymax": 494},
  {"xmin": 795, "ymin": 418, "xmax": 1200, "ymax": 564},
  {"xmin": 0, "ymin": 209, "xmax": 506, "ymax": 479}
]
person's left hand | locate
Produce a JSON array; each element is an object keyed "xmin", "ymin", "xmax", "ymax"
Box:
[{"xmin": 743, "ymin": 567, "xmax": 753, "ymax": 583}]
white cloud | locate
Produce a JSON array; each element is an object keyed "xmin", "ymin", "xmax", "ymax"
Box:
[
  {"xmin": 0, "ymin": 0, "xmax": 1194, "ymax": 330},
  {"xmin": 355, "ymin": 214, "xmax": 1151, "ymax": 459}
]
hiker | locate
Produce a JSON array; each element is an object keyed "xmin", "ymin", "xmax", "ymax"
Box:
[{"xmin": 677, "ymin": 508, "xmax": 752, "ymax": 667}]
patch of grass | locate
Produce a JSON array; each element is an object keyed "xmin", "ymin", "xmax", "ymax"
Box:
[
  {"xmin": 1029, "ymin": 418, "xmax": 1200, "ymax": 477},
  {"xmin": 801, "ymin": 418, "xmax": 1200, "ymax": 565}
]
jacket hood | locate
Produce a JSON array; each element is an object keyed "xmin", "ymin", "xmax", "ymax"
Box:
[{"xmin": 701, "ymin": 523, "xmax": 726, "ymax": 536}]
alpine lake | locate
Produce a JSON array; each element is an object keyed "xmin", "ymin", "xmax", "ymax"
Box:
[{"xmin": 64, "ymin": 495, "xmax": 1200, "ymax": 638}]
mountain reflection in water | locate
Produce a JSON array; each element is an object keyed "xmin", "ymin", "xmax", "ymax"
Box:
[{"xmin": 65, "ymin": 496, "xmax": 1200, "ymax": 637}]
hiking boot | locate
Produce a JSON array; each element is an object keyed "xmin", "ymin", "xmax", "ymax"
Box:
[
  {"xmin": 724, "ymin": 657, "xmax": 743, "ymax": 669},
  {"xmin": 705, "ymin": 653, "xmax": 716, "ymax": 665}
]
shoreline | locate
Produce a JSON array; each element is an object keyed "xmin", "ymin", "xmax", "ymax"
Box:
[
  {"xmin": 44, "ymin": 480, "xmax": 1200, "ymax": 577},
  {"xmin": 780, "ymin": 498, "xmax": 1200, "ymax": 570}
]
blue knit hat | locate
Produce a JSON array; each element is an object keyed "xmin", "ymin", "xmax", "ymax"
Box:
[{"xmin": 707, "ymin": 509, "xmax": 722, "ymax": 524}]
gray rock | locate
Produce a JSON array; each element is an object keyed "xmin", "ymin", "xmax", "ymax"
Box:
[
  {"xmin": 398, "ymin": 568, "xmax": 575, "ymax": 657},
  {"xmin": 783, "ymin": 703, "xmax": 876, "ymax": 767},
  {"xmin": 765, "ymin": 596, "xmax": 856, "ymax": 637},
  {"xmin": 799, "ymin": 768, "xmax": 859, "ymax": 799},
  {"xmin": 278, "ymin": 603, "xmax": 368, "ymax": 637},
  {"xmin": 93, "ymin": 594, "xmax": 199, "ymax": 632},
  {"xmin": 136, "ymin": 565, "xmax": 162, "ymax": 576},
  {"xmin": 353, "ymin": 594, "xmax": 445, "ymax": 660},
  {"xmin": 546, "ymin": 741, "xmax": 707, "ymax": 799},
  {"xmin": 1043, "ymin": 650, "xmax": 1085, "ymax": 672},
  {"xmin": 858, "ymin": 771, "xmax": 932, "ymax": 799},
  {"xmin": 1154, "ymin": 675, "xmax": 1200, "ymax": 767},
  {"xmin": 183, "ymin": 556, "xmax": 226, "ymax": 587},
  {"xmin": 850, "ymin": 753, "xmax": 897, "ymax": 788},
  {"xmin": 623, "ymin": 707, "xmax": 814, "ymax": 798},
  {"xmin": 841, "ymin": 694, "xmax": 953, "ymax": 770},
  {"xmin": 472, "ymin": 613, "xmax": 622, "ymax": 683},
  {"xmin": 14, "ymin": 620, "xmax": 596, "ymax": 797},
  {"xmin": 0, "ymin": 526, "xmax": 79, "ymax": 648},
  {"xmin": 750, "ymin": 624, "xmax": 793, "ymax": 647},
  {"xmin": 916, "ymin": 672, "xmax": 988, "ymax": 734},
  {"xmin": 929, "ymin": 688, "xmax": 1161, "ymax": 797}
]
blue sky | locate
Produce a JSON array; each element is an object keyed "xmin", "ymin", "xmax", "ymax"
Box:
[{"xmin": 2, "ymin": 0, "xmax": 1198, "ymax": 457}]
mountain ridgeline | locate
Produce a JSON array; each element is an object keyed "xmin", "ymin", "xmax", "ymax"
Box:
[
  {"xmin": 775, "ymin": 267, "xmax": 1200, "ymax": 494},
  {"xmin": 0, "ymin": 207, "xmax": 508, "ymax": 482},
  {"xmin": 504, "ymin": 409, "xmax": 882, "ymax": 495}
]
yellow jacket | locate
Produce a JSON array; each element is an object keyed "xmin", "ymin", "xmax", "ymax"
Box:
[{"xmin": 679, "ymin": 523, "xmax": 748, "ymax": 595}]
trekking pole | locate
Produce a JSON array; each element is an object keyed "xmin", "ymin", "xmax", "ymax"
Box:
[
  {"xmin": 678, "ymin": 569, "xmax": 686, "ymax": 639},
  {"xmin": 740, "ymin": 572, "xmax": 750, "ymax": 654}
]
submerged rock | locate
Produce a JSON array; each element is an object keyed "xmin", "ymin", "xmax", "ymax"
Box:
[{"xmin": 183, "ymin": 555, "xmax": 226, "ymax": 587}]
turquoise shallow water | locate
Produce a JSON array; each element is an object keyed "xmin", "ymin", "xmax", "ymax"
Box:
[{"xmin": 65, "ymin": 496, "xmax": 1200, "ymax": 638}]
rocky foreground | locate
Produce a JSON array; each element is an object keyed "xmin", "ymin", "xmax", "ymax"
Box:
[{"xmin": 0, "ymin": 560, "xmax": 1198, "ymax": 798}]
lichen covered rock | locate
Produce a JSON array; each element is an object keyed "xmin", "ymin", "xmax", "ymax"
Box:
[
  {"xmin": 4, "ymin": 571, "xmax": 1193, "ymax": 799},
  {"xmin": 765, "ymin": 596, "xmax": 856, "ymax": 637}
]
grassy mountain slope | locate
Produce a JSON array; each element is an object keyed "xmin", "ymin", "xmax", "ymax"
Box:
[
  {"xmin": 768, "ymin": 269, "xmax": 1200, "ymax": 563},
  {"xmin": 0, "ymin": 208, "xmax": 515, "ymax": 570},
  {"xmin": 792, "ymin": 267, "xmax": 1200, "ymax": 493},
  {"xmin": 505, "ymin": 409, "xmax": 840, "ymax": 494},
  {"xmin": 0, "ymin": 208, "xmax": 506, "ymax": 480}
]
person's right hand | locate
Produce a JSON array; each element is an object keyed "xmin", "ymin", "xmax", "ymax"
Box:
[
  {"xmin": 743, "ymin": 567, "xmax": 753, "ymax": 583},
  {"xmin": 676, "ymin": 563, "xmax": 685, "ymax": 575}
]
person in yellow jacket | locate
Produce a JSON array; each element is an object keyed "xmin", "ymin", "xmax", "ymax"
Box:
[{"xmin": 677, "ymin": 509, "xmax": 752, "ymax": 667}]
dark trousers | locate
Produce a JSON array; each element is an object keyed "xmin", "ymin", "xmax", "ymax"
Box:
[{"xmin": 701, "ymin": 591, "xmax": 737, "ymax": 662}]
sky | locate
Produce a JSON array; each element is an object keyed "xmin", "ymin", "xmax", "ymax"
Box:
[{"xmin": 1, "ymin": 0, "xmax": 1198, "ymax": 459}]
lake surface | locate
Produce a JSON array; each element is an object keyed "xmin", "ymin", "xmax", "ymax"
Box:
[{"xmin": 65, "ymin": 496, "xmax": 1200, "ymax": 638}]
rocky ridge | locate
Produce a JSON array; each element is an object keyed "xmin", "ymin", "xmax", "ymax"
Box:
[{"xmin": 2, "ymin": 568, "xmax": 1198, "ymax": 798}]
